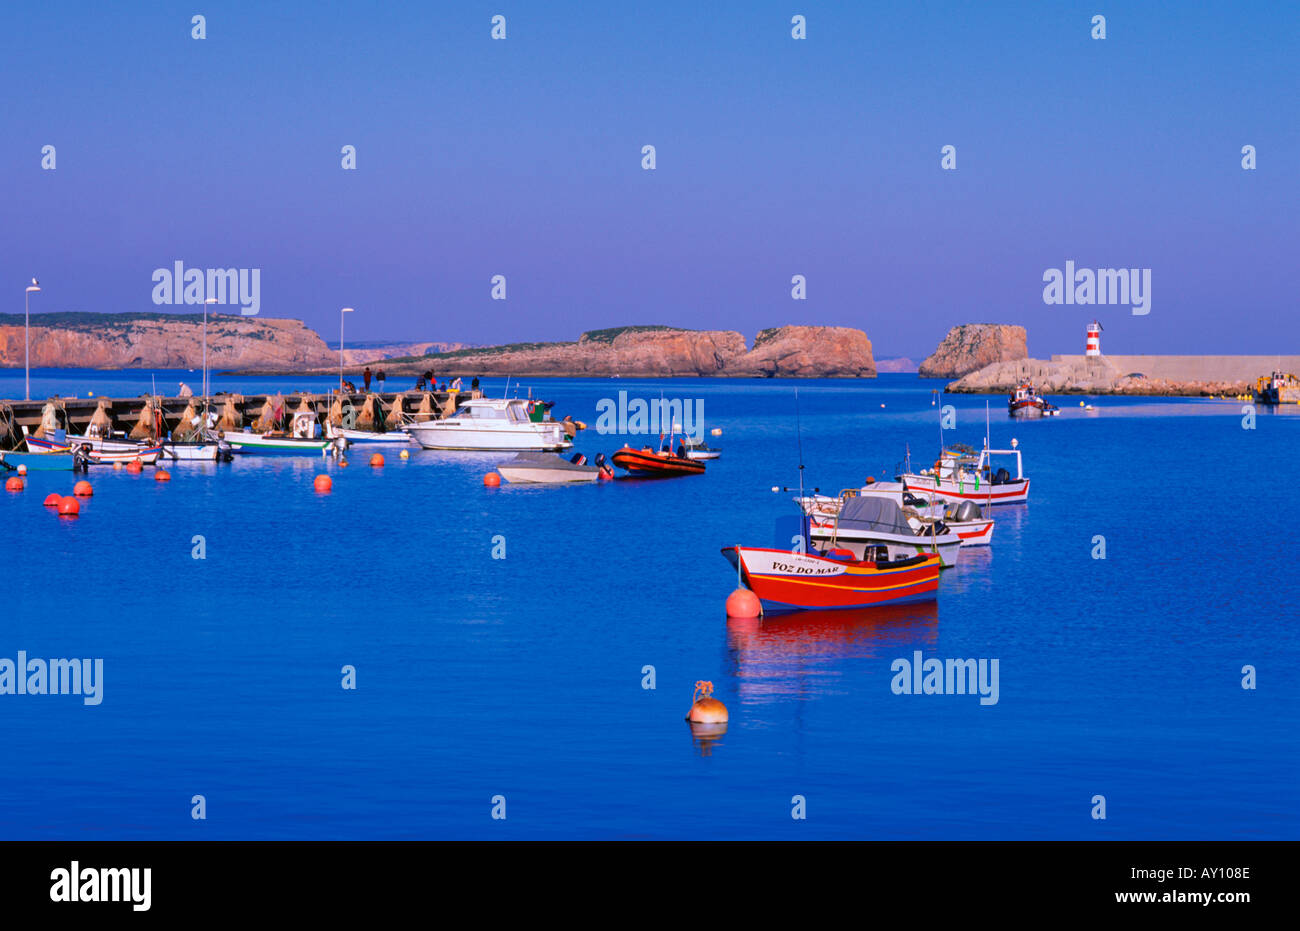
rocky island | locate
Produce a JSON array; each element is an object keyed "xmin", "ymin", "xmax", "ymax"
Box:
[
  {"xmin": 918, "ymin": 324, "xmax": 1028, "ymax": 378},
  {"xmin": 334, "ymin": 325, "xmax": 877, "ymax": 378}
]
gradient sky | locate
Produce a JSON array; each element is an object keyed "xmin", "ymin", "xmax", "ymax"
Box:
[{"xmin": 1, "ymin": 1, "xmax": 1296, "ymax": 358}]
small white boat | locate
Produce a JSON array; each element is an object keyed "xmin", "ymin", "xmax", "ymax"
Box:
[
  {"xmin": 496, "ymin": 451, "xmax": 612, "ymax": 484},
  {"xmin": 680, "ymin": 437, "xmax": 721, "ymax": 460},
  {"xmin": 222, "ymin": 411, "xmax": 330, "ymax": 454},
  {"xmin": 404, "ymin": 398, "xmax": 571, "ymax": 451},
  {"xmin": 327, "ymin": 426, "xmax": 412, "ymax": 445}
]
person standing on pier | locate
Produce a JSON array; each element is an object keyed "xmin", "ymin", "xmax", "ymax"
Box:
[
  {"xmin": 376, "ymin": 368, "xmax": 387, "ymax": 391},
  {"xmin": 363, "ymin": 367, "xmax": 372, "ymax": 391}
]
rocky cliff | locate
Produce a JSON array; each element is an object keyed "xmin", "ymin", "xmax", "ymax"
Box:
[
  {"xmin": 918, "ymin": 324, "xmax": 1028, "ymax": 378},
  {"xmin": 0, "ymin": 313, "xmax": 336, "ymax": 370},
  {"xmin": 363, "ymin": 325, "xmax": 875, "ymax": 378}
]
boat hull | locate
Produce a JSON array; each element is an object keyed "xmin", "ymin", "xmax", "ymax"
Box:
[
  {"xmin": 899, "ymin": 473, "xmax": 1030, "ymax": 505},
  {"xmin": 497, "ymin": 465, "xmax": 599, "ymax": 484},
  {"xmin": 221, "ymin": 434, "xmax": 330, "ymax": 454},
  {"xmin": 806, "ymin": 520, "xmax": 962, "ymax": 567},
  {"xmin": 25, "ymin": 437, "xmax": 162, "ymax": 464},
  {"xmin": 722, "ymin": 546, "xmax": 940, "ymax": 612},
  {"xmin": 405, "ymin": 424, "xmax": 570, "ymax": 451}
]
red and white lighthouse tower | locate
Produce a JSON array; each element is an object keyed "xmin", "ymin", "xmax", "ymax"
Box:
[{"xmin": 1085, "ymin": 321, "xmax": 1102, "ymax": 357}]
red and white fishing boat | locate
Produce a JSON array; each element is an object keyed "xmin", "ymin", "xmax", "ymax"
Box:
[
  {"xmin": 898, "ymin": 443, "xmax": 1030, "ymax": 506},
  {"xmin": 1008, "ymin": 383, "xmax": 1059, "ymax": 418},
  {"xmin": 721, "ymin": 545, "xmax": 940, "ymax": 612}
]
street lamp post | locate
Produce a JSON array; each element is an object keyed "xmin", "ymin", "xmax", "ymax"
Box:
[
  {"xmin": 24, "ymin": 278, "xmax": 40, "ymax": 401},
  {"xmin": 340, "ymin": 307, "xmax": 354, "ymax": 393},
  {"xmin": 203, "ymin": 298, "xmax": 218, "ymax": 400}
]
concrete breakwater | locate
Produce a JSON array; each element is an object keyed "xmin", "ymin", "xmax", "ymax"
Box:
[
  {"xmin": 0, "ymin": 390, "xmax": 467, "ymax": 449},
  {"xmin": 946, "ymin": 354, "xmax": 1300, "ymax": 396}
]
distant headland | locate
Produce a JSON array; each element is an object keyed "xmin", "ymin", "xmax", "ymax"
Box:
[{"xmin": 0, "ymin": 313, "xmax": 1290, "ymax": 395}]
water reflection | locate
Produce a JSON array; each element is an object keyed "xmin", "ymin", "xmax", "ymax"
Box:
[
  {"xmin": 687, "ymin": 721, "xmax": 728, "ymax": 756},
  {"xmin": 723, "ymin": 602, "xmax": 939, "ymax": 703}
]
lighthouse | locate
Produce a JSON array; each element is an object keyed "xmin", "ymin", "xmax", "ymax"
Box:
[{"xmin": 1085, "ymin": 321, "xmax": 1102, "ymax": 357}]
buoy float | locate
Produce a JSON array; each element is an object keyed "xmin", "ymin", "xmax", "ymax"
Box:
[
  {"xmin": 57, "ymin": 496, "xmax": 80, "ymax": 516},
  {"xmin": 725, "ymin": 587, "xmax": 761, "ymax": 618},
  {"xmin": 154, "ymin": 469, "xmax": 171, "ymax": 482},
  {"xmin": 44, "ymin": 493, "xmax": 61, "ymax": 507},
  {"xmin": 17, "ymin": 464, "xmax": 26, "ymax": 476},
  {"xmin": 5, "ymin": 476, "xmax": 24, "ymax": 492},
  {"xmin": 313, "ymin": 474, "xmax": 333, "ymax": 492},
  {"xmin": 711, "ymin": 427, "xmax": 722, "ymax": 437},
  {"xmin": 369, "ymin": 453, "xmax": 384, "ymax": 467},
  {"xmin": 685, "ymin": 681, "xmax": 729, "ymax": 724},
  {"xmin": 74, "ymin": 480, "xmax": 93, "ymax": 497},
  {"xmin": 483, "ymin": 472, "xmax": 501, "ymax": 487},
  {"xmin": 126, "ymin": 460, "xmax": 143, "ymax": 473},
  {"xmin": 399, "ymin": 449, "xmax": 409, "ymax": 459},
  {"xmin": 113, "ymin": 461, "xmax": 123, "ymax": 471}
]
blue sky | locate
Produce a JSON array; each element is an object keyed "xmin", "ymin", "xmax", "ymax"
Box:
[{"xmin": 1, "ymin": 1, "xmax": 1295, "ymax": 358}]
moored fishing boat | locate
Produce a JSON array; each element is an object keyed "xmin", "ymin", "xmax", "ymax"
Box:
[
  {"xmin": 721, "ymin": 545, "xmax": 941, "ymax": 612},
  {"xmin": 611, "ymin": 445, "xmax": 705, "ymax": 478},
  {"xmin": 24, "ymin": 435, "xmax": 163, "ymax": 464},
  {"xmin": 799, "ymin": 482, "xmax": 995, "ymax": 548},
  {"xmin": 801, "ymin": 494, "xmax": 963, "ymax": 567},
  {"xmin": 898, "ymin": 443, "xmax": 1030, "ymax": 506},
  {"xmin": 1008, "ymin": 383, "xmax": 1059, "ymax": 418},
  {"xmin": 221, "ymin": 410, "xmax": 330, "ymax": 454}
]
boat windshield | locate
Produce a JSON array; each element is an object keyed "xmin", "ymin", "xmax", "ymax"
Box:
[{"xmin": 453, "ymin": 404, "xmax": 509, "ymax": 421}]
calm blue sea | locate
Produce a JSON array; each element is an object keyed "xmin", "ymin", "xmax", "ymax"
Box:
[{"xmin": 1, "ymin": 369, "xmax": 1296, "ymax": 839}]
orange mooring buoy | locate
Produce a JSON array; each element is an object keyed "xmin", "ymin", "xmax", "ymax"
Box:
[
  {"xmin": 126, "ymin": 459, "xmax": 143, "ymax": 473},
  {"xmin": 5, "ymin": 476, "xmax": 24, "ymax": 492},
  {"xmin": 57, "ymin": 496, "xmax": 80, "ymax": 516},
  {"xmin": 313, "ymin": 474, "xmax": 333, "ymax": 492},
  {"xmin": 483, "ymin": 472, "xmax": 501, "ymax": 487},
  {"xmin": 154, "ymin": 469, "xmax": 171, "ymax": 482},
  {"xmin": 685, "ymin": 681, "xmax": 728, "ymax": 723},
  {"xmin": 44, "ymin": 493, "xmax": 61, "ymax": 507},
  {"xmin": 369, "ymin": 453, "xmax": 384, "ymax": 467},
  {"xmin": 16, "ymin": 464, "xmax": 26, "ymax": 475},
  {"xmin": 725, "ymin": 587, "xmax": 761, "ymax": 618},
  {"xmin": 74, "ymin": 480, "xmax": 93, "ymax": 497}
]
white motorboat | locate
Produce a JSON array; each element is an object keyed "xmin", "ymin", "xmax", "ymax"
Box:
[
  {"xmin": 328, "ymin": 426, "xmax": 412, "ymax": 445},
  {"xmin": 404, "ymin": 398, "xmax": 572, "ymax": 451},
  {"xmin": 799, "ymin": 494, "xmax": 963, "ymax": 568},
  {"xmin": 496, "ymin": 451, "xmax": 612, "ymax": 484}
]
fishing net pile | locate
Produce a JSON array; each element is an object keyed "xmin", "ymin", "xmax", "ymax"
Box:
[
  {"xmin": 129, "ymin": 400, "xmax": 157, "ymax": 440},
  {"xmin": 33, "ymin": 401, "xmax": 61, "ymax": 438},
  {"xmin": 415, "ymin": 392, "xmax": 436, "ymax": 422},
  {"xmin": 328, "ymin": 394, "xmax": 344, "ymax": 426},
  {"xmin": 385, "ymin": 394, "xmax": 404, "ymax": 428},
  {"xmin": 218, "ymin": 394, "xmax": 243, "ymax": 431},
  {"xmin": 171, "ymin": 400, "xmax": 202, "ymax": 440},
  {"xmin": 356, "ymin": 394, "xmax": 382, "ymax": 429},
  {"xmin": 251, "ymin": 393, "xmax": 284, "ymax": 432},
  {"xmin": 87, "ymin": 399, "xmax": 113, "ymax": 438}
]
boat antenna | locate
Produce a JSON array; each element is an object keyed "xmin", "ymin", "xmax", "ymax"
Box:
[
  {"xmin": 794, "ymin": 387, "xmax": 805, "ymax": 498},
  {"xmin": 503, "ymin": 376, "xmax": 510, "ymax": 399},
  {"xmin": 984, "ymin": 399, "xmax": 990, "ymax": 451}
]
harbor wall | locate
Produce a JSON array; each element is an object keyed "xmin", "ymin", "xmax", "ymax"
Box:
[{"xmin": 1049, "ymin": 355, "xmax": 1300, "ymax": 382}]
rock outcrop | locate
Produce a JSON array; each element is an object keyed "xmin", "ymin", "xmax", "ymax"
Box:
[
  {"xmin": 0, "ymin": 313, "xmax": 336, "ymax": 370},
  {"xmin": 918, "ymin": 324, "xmax": 1028, "ymax": 378},
  {"xmin": 365, "ymin": 325, "xmax": 875, "ymax": 378},
  {"xmin": 733, "ymin": 326, "xmax": 875, "ymax": 377}
]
